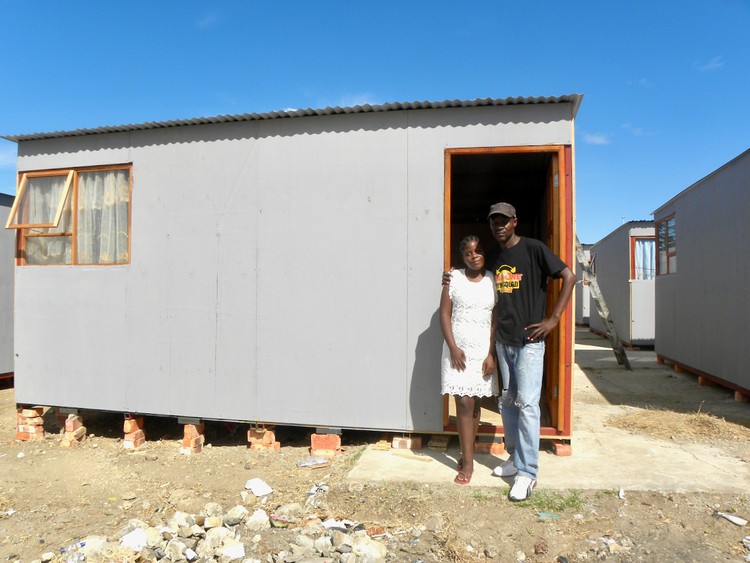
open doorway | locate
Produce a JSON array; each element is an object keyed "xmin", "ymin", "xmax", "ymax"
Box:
[{"xmin": 443, "ymin": 145, "xmax": 573, "ymax": 439}]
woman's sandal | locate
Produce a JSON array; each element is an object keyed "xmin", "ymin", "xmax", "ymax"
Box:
[{"xmin": 454, "ymin": 471, "xmax": 472, "ymax": 485}]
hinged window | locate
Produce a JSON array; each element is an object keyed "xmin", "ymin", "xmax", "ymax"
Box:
[
  {"xmin": 5, "ymin": 171, "xmax": 74, "ymax": 229},
  {"xmin": 5, "ymin": 165, "xmax": 132, "ymax": 266},
  {"xmin": 656, "ymin": 215, "xmax": 676, "ymax": 275}
]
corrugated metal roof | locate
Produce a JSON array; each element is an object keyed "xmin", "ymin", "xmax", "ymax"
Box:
[{"xmin": 2, "ymin": 94, "xmax": 583, "ymax": 143}]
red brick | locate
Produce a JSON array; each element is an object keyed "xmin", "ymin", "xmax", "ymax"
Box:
[
  {"xmin": 735, "ymin": 391, "xmax": 750, "ymax": 403},
  {"xmin": 65, "ymin": 415, "xmax": 83, "ymax": 433},
  {"xmin": 66, "ymin": 426, "xmax": 86, "ymax": 441},
  {"xmin": 20, "ymin": 407, "xmax": 44, "ymax": 418},
  {"xmin": 17, "ymin": 414, "xmax": 44, "ymax": 425},
  {"xmin": 311, "ymin": 433, "xmax": 341, "ymax": 451},
  {"xmin": 247, "ymin": 428, "xmax": 275, "ymax": 445},
  {"xmin": 551, "ymin": 441, "xmax": 573, "ymax": 456},
  {"xmin": 60, "ymin": 437, "xmax": 80, "ymax": 448},
  {"xmin": 250, "ymin": 441, "xmax": 281, "ymax": 453},
  {"xmin": 123, "ymin": 435, "xmax": 146, "ymax": 449},
  {"xmin": 391, "ymin": 436, "xmax": 422, "ymax": 450},
  {"xmin": 123, "ymin": 416, "xmax": 144, "ymax": 433},
  {"xmin": 180, "ymin": 442, "xmax": 203, "ymax": 455},
  {"xmin": 18, "ymin": 424, "xmax": 45, "ymax": 434},
  {"xmin": 184, "ymin": 423, "xmax": 205, "ymax": 439},
  {"xmin": 124, "ymin": 429, "xmax": 145, "ymax": 443},
  {"xmin": 182, "ymin": 434, "xmax": 205, "ymax": 449},
  {"xmin": 474, "ymin": 440, "xmax": 505, "ymax": 455}
]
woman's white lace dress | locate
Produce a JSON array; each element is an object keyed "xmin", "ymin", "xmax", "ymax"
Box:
[{"xmin": 441, "ymin": 269, "xmax": 499, "ymax": 397}]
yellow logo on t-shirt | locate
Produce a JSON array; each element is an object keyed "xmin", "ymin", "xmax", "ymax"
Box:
[{"xmin": 496, "ymin": 265, "xmax": 523, "ymax": 293}]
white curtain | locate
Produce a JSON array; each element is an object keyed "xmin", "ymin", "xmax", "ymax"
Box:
[
  {"xmin": 634, "ymin": 238, "xmax": 655, "ymax": 280},
  {"xmin": 24, "ymin": 175, "xmax": 72, "ymax": 264},
  {"xmin": 77, "ymin": 170, "xmax": 130, "ymax": 264}
]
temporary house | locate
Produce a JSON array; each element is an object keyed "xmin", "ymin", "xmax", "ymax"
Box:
[
  {"xmin": 3, "ymin": 95, "xmax": 582, "ymax": 441},
  {"xmin": 653, "ymin": 147, "xmax": 750, "ymax": 398},
  {"xmin": 588, "ymin": 221, "xmax": 655, "ymax": 347},
  {"xmin": 575, "ymin": 243, "xmax": 592, "ymax": 326},
  {"xmin": 0, "ymin": 193, "xmax": 13, "ymax": 376}
]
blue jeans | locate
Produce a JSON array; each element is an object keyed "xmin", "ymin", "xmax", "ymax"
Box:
[{"xmin": 496, "ymin": 341, "xmax": 545, "ymax": 480}]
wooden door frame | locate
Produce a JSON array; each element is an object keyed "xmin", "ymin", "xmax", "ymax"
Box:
[{"xmin": 442, "ymin": 145, "xmax": 574, "ymax": 438}]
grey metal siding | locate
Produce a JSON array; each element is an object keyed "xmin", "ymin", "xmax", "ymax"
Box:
[
  {"xmin": 12, "ymin": 101, "xmax": 576, "ymax": 431},
  {"xmin": 0, "ymin": 194, "xmax": 14, "ymax": 374},
  {"xmin": 654, "ymin": 149, "xmax": 750, "ymax": 391}
]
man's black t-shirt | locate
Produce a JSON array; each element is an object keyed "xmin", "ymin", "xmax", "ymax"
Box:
[{"xmin": 487, "ymin": 237, "xmax": 567, "ymax": 347}]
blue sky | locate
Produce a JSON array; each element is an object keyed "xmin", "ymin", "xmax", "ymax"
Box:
[{"xmin": 1, "ymin": 1, "xmax": 748, "ymax": 243}]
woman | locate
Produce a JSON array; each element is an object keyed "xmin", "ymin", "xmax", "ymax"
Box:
[{"xmin": 440, "ymin": 235, "xmax": 498, "ymax": 485}]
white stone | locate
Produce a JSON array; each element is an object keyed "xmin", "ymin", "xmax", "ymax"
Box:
[
  {"xmin": 227, "ymin": 504, "xmax": 250, "ymax": 521},
  {"xmin": 351, "ymin": 535, "xmax": 387, "ymax": 561},
  {"xmin": 245, "ymin": 509, "xmax": 270, "ymax": 531},
  {"xmin": 221, "ymin": 540, "xmax": 246, "ymax": 560},
  {"xmin": 120, "ymin": 528, "xmax": 148, "ymax": 551},
  {"xmin": 80, "ymin": 535, "xmax": 108, "ymax": 555}
]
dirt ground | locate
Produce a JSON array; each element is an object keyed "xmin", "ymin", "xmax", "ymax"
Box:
[{"xmin": 2, "ymin": 342, "xmax": 750, "ymax": 562}]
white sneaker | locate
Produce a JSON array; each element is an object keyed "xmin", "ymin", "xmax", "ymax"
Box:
[
  {"xmin": 509, "ymin": 475, "xmax": 536, "ymax": 502},
  {"xmin": 492, "ymin": 457, "xmax": 518, "ymax": 477}
]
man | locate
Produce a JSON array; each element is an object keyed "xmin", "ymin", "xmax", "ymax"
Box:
[{"xmin": 445, "ymin": 202, "xmax": 575, "ymax": 501}]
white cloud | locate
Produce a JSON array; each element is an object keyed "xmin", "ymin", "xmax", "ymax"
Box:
[
  {"xmin": 582, "ymin": 133, "xmax": 611, "ymax": 145},
  {"xmin": 336, "ymin": 93, "xmax": 380, "ymax": 108},
  {"xmin": 621, "ymin": 123, "xmax": 652, "ymax": 136},
  {"xmin": 696, "ymin": 56, "xmax": 724, "ymax": 72}
]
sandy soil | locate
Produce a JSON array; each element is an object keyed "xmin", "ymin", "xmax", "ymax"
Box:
[{"xmin": 1, "ymin": 335, "xmax": 750, "ymax": 562}]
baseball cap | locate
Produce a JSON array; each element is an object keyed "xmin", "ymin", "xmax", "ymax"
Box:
[{"xmin": 487, "ymin": 202, "xmax": 517, "ymax": 219}]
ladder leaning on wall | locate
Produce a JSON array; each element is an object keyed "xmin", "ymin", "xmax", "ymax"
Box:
[{"xmin": 575, "ymin": 236, "xmax": 632, "ymax": 370}]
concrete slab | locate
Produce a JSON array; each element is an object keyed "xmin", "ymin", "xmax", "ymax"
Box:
[{"xmin": 347, "ymin": 329, "xmax": 750, "ymax": 493}]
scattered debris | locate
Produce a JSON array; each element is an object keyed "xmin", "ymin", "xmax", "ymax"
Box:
[
  {"xmin": 618, "ymin": 488, "xmax": 626, "ymax": 499},
  {"xmin": 244, "ymin": 477, "xmax": 273, "ymax": 497},
  {"xmin": 715, "ymin": 511, "xmax": 748, "ymax": 526},
  {"xmin": 297, "ymin": 455, "xmax": 331, "ymax": 468}
]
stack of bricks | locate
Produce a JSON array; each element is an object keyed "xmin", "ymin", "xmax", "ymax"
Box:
[
  {"xmin": 60, "ymin": 414, "xmax": 86, "ymax": 448},
  {"xmin": 123, "ymin": 414, "xmax": 146, "ymax": 449},
  {"xmin": 180, "ymin": 422, "xmax": 205, "ymax": 455},
  {"xmin": 16, "ymin": 406, "xmax": 45, "ymax": 442},
  {"xmin": 247, "ymin": 426, "xmax": 280, "ymax": 452},
  {"xmin": 310, "ymin": 433, "xmax": 342, "ymax": 457},
  {"xmin": 391, "ymin": 434, "xmax": 422, "ymax": 450},
  {"xmin": 474, "ymin": 437, "xmax": 505, "ymax": 455}
]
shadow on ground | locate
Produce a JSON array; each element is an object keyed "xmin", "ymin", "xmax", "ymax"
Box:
[{"xmin": 574, "ymin": 327, "xmax": 750, "ymax": 427}]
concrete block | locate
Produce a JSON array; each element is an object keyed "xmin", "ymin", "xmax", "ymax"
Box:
[{"xmin": 391, "ymin": 436, "xmax": 422, "ymax": 450}]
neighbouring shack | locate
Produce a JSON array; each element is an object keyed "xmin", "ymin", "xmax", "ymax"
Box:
[
  {"xmin": 588, "ymin": 221, "xmax": 655, "ymax": 347},
  {"xmin": 652, "ymin": 147, "xmax": 750, "ymax": 400},
  {"xmin": 3, "ymin": 95, "xmax": 583, "ymax": 445}
]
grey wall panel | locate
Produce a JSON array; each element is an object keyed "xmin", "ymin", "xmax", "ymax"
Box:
[
  {"xmin": 254, "ymin": 112, "xmax": 410, "ymax": 429},
  {"xmin": 629, "ymin": 280, "xmax": 654, "ymax": 343},
  {"xmin": 14, "ymin": 267, "xmax": 129, "ymax": 408},
  {"xmin": 0, "ymin": 196, "xmax": 14, "ymax": 374},
  {"xmin": 589, "ymin": 225, "xmax": 631, "ymax": 340},
  {"xmin": 13, "ymin": 101, "xmax": 578, "ymax": 430},
  {"xmin": 655, "ymin": 150, "xmax": 750, "ymax": 389}
]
